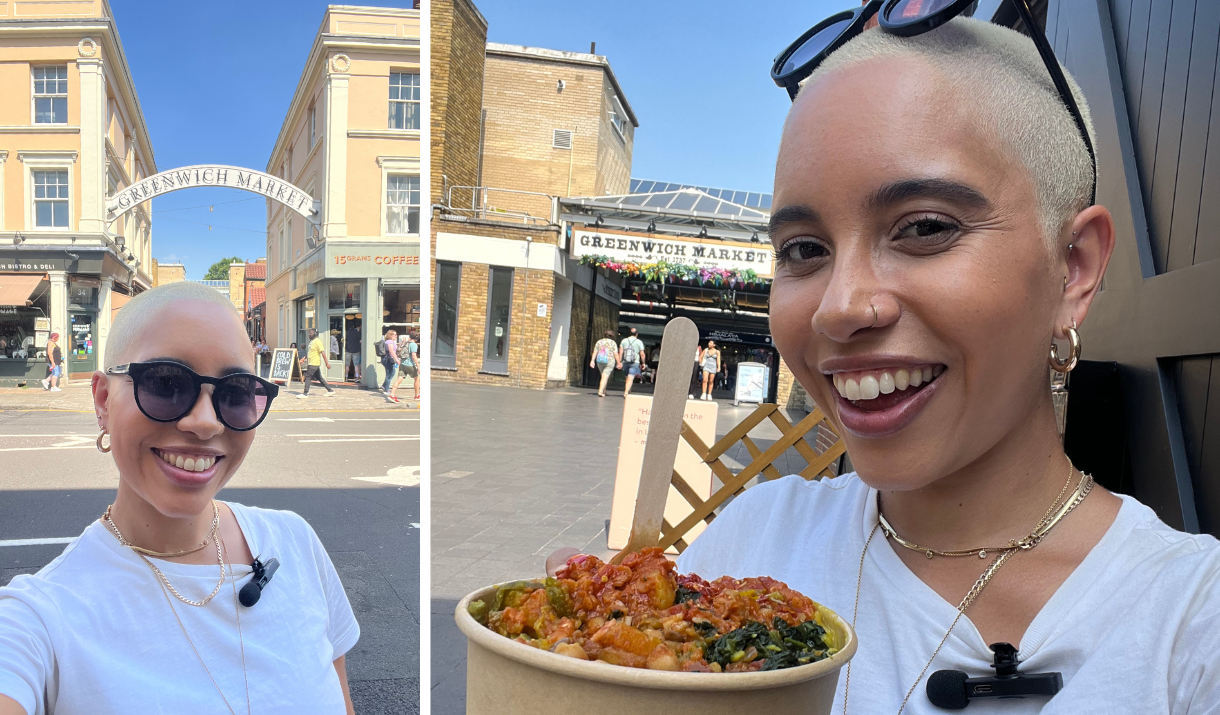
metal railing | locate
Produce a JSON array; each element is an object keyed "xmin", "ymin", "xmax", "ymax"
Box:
[{"xmin": 444, "ymin": 185, "xmax": 560, "ymax": 225}]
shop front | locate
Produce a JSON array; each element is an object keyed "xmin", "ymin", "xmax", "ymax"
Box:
[
  {"xmin": 288, "ymin": 241, "xmax": 420, "ymax": 388},
  {"xmin": 0, "ymin": 250, "xmax": 136, "ymax": 386}
]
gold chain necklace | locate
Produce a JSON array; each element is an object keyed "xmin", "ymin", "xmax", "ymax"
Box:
[
  {"xmin": 102, "ymin": 501, "xmax": 219, "ymax": 557},
  {"xmin": 842, "ymin": 465, "xmax": 1095, "ymax": 715},
  {"xmin": 102, "ymin": 501, "xmax": 226, "ymax": 607},
  {"xmin": 878, "ymin": 463, "xmax": 1078, "ymax": 559},
  {"xmin": 151, "ymin": 532, "xmax": 252, "ymax": 715}
]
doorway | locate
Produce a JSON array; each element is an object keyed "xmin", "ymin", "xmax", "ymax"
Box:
[{"xmin": 67, "ymin": 311, "xmax": 95, "ymax": 377}]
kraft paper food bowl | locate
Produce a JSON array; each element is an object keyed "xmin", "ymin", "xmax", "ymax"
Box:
[{"xmin": 455, "ymin": 582, "xmax": 857, "ymax": 715}]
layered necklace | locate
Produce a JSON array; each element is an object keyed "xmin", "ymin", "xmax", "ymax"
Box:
[
  {"xmin": 841, "ymin": 462, "xmax": 1094, "ymax": 715},
  {"xmin": 102, "ymin": 501, "xmax": 252, "ymax": 715}
]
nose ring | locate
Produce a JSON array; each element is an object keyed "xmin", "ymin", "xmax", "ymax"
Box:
[{"xmin": 870, "ymin": 303, "xmax": 879, "ymax": 328}]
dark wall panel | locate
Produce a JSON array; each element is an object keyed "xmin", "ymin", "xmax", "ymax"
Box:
[
  {"xmin": 1165, "ymin": 0, "xmax": 1220, "ymax": 271},
  {"xmin": 1150, "ymin": 0, "xmax": 1197, "ymax": 272},
  {"xmin": 1174, "ymin": 355, "xmax": 1220, "ymax": 535}
]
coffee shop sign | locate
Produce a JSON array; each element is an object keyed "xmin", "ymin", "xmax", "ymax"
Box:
[{"xmin": 106, "ymin": 165, "xmax": 317, "ymax": 221}]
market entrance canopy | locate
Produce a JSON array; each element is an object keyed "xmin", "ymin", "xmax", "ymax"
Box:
[
  {"xmin": 560, "ymin": 187, "xmax": 769, "ymax": 242},
  {"xmin": 105, "ymin": 165, "xmax": 318, "ymax": 223}
]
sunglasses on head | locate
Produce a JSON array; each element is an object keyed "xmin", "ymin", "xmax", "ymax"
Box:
[
  {"xmin": 770, "ymin": 0, "xmax": 1095, "ymax": 204},
  {"xmin": 106, "ymin": 361, "xmax": 279, "ymax": 432}
]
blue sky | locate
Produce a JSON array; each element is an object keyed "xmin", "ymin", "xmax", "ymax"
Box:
[
  {"xmin": 115, "ymin": 0, "xmax": 842, "ymax": 278},
  {"xmin": 480, "ymin": 0, "xmax": 847, "ymax": 196},
  {"xmin": 112, "ymin": 0, "xmax": 412, "ymax": 279}
]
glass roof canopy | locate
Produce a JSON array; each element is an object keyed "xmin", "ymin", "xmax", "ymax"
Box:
[
  {"xmin": 560, "ymin": 186, "xmax": 770, "ymax": 242},
  {"xmin": 630, "ymin": 179, "xmax": 773, "ymax": 210}
]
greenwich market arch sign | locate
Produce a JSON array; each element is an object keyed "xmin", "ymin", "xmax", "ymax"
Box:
[{"xmin": 106, "ymin": 164, "xmax": 318, "ymax": 223}]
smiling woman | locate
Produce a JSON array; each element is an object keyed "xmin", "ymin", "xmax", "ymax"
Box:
[
  {"xmin": 678, "ymin": 14, "xmax": 1220, "ymax": 715},
  {"xmin": 0, "ymin": 282, "xmax": 359, "ymax": 715}
]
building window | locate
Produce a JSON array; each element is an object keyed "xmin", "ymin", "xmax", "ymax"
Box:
[
  {"xmin": 287, "ymin": 218, "xmax": 293, "ymax": 264},
  {"xmin": 278, "ymin": 304, "xmax": 285, "ymax": 346},
  {"xmin": 33, "ymin": 66, "xmax": 68, "ymax": 124},
  {"xmin": 386, "ymin": 174, "xmax": 420, "ymax": 234},
  {"xmin": 328, "ymin": 282, "xmax": 362, "ymax": 310},
  {"xmin": 278, "ymin": 226, "xmax": 286, "ymax": 270},
  {"xmin": 388, "ymin": 72, "xmax": 420, "ymax": 130},
  {"xmin": 609, "ymin": 95, "xmax": 628, "ymax": 140},
  {"xmin": 33, "ymin": 170, "xmax": 69, "ymax": 228},
  {"xmin": 433, "ymin": 262, "xmax": 460, "ymax": 370},
  {"xmin": 482, "ymin": 267, "xmax": 513, "ymax": 373},
  {"xmin": 309, "ymin": 104, "xmax": 316, "ymax": 150},
  {"xmin": 383, "ymin": 286, "xmax": 421, "ymax": 339}
]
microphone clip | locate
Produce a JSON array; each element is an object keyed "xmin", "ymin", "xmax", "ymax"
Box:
[{"xmin": 927, "ymin": 643, "xmax": 1063, "ymax": 709}]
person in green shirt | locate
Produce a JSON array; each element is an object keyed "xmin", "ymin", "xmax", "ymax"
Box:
[{"xmin": 299, "ymin": 328, "xmax": 336, "ymax": 398}]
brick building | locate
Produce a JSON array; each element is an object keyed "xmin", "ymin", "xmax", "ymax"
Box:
[{"xmin": 228, "ymin": 260, "xmax": 266, "ymax": 339}]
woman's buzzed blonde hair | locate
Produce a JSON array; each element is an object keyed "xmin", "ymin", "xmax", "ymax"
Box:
[
  {"xmin": 105, "ymin": 281, "xmax": 241, "ymax": 369},
  {"xmin": 800, "ymin": 17, "xmax": 1095, "ymax": 246}
]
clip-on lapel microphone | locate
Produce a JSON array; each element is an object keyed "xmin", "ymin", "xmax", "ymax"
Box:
[
  {"xmin": 927, "ymin": 643, "xmax": 1062, "ymax": 709},
  {"xmin": 238, "ymin": 556, "xmax": 280, "ymax": 607}
]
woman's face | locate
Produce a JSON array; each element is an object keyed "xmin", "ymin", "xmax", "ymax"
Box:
[
  {"xmin": 769, "ymin": 58, "xmax": 1068, "ymax": 491},
  {"xmin": 94, "ymin": 300, "xmax": 258, "ymax": 518}
]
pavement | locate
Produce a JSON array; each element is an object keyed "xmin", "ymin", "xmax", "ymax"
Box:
[
  {"xmin": 0, "ymin": 379, "xmax": 418, "ymax": 412},
  {"xmin": 430, "ymin": 381, "xmax": 833, "ymax": 715},
  {"xmin": 0, "ymin": 408, "xmax": 420, "ymax": 715}
]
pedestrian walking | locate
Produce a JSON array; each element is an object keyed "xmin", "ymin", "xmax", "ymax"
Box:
[
  {"xmin": 700, "ymin": 340, "xmax": 720, "ymax": 401},
  {"xmin": 390, "ymin": 332, "xmax": 415, "ymax": 403},
  {"xmin": 344, "ymin": 321, "xmax": 361, "ymax": 382},
  {"xmin": 0, "ymin": 281, "xmax": 359, "ymax": 714},
  {"xmin": 617, "ymin": 327, "xmax": 645, "ymax": 398},
  {"xmin": 298, "ymin": 328, "xmax": 336, "ymax": 398},
  {"xmin": 589, "ymin": 330, "xmax": 618, "ymax": 397},
  {"xmin": 41, "ymin": 332, "xmax": 62, "ymax": 391},
  {"xmin": 380, "ymin": 329, "xmax": 400, "ymax": 398}
]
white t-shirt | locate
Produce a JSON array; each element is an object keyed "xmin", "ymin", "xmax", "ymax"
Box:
[
  {"xmin": 0, "ymin": 502, "xmax": 359, "ymax": 715},
  {"xmin": 678, "ymin": 474, "xmax": 1220, "ymax": 714}
]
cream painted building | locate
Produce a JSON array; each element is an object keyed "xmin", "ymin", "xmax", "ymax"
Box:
[
  {"xmin": 263, "ymin": 4, "xmax": 421, "ymax": 388},
  {"xmin": 0, "ymin": 0, "xmax": 154, "ymax": 386}
]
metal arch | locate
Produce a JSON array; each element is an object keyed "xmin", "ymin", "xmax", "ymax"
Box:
[{"xmin": 104, "ymin": 164, "xmax": 320, "ymax": 225}]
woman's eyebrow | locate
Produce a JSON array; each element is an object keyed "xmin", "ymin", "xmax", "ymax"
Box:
[
  {"xmin": 868, "ymin": 178, "xmax": 992, "ymax": 212},
  {"xmin": 219, "ymin": 366, "xmax": 251, "ymax": 377},
  {"xmin": 768, "ymin": 204, "xmax": 822, "ymax": 236}
]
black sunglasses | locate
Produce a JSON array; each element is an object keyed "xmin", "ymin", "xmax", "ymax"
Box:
[
  {"xmin": 771, "ymin": 0, "xmax": 1095, "ymax": 204},
  {"xmin": 106, "ymin": 361, "xmax": 279, "ymax": 432}
]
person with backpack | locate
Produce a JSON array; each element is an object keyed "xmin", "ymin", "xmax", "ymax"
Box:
[
  {"xmin": 380, "ymin": 329, "xmax": 400, "ymax": 396},
  {"xmin": 588, "ymin": 330, "xmax": 619, "ymax": 398},
  {"xmin": 41, "ymin": 333, "xmax": 62, "ymax": 391},
  {"xmin": 617, "ymin": 327, "xmax": 646, "ymax": 398}
]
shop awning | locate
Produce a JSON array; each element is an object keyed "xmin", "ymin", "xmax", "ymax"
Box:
[{"xmin": 0, "ymin": 274, "xmax": 45, "ymax": 307}]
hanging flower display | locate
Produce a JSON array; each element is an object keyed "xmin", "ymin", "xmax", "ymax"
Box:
[{"xmin": 578, "ymin": 255, "xmax": 768, "ymax": 290}]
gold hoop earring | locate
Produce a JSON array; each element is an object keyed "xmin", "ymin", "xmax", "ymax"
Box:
[
  {"xmin": 1049, "ymin": 320, "xmax": 1081, "ymax": 373},
  {"xmin": 96, "ymin": 429, "xmax": 111, "ymax": 453}
]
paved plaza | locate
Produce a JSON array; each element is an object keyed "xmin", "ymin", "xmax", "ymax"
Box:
[
  {"xmin": 430, "ymin": 380, "xmax": 829, "ymax": 714},
  {"xmin": 0, "ymin": 407, "xmax": 421, "ymax": 715}
]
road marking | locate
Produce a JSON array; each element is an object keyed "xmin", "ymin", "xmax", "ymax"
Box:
[
  {"xmin": 298, "ymin": 436, "xmax": 420, "ymax": 443},
  {"xmin": 353, "ymin": 466, "xmax": 420, "ymax": 487},
  {"xmin": 0, "ymin": 537, "xmax": 75, "ymax": 547},
  {"xmin": 0, "ymin": 445, "xmax": 96, "ymax": 453},
  {"xmin": 277, "ymin": 417, "xmax": 420, "ymax": 422}
]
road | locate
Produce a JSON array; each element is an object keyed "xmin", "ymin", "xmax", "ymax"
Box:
[{"xmin": 0, "ymin": 408, "xmax": 420, "ymax": 715}]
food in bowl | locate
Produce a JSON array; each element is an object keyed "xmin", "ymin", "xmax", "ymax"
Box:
[{"xmin": 466, "ymin": 547, "xmax": 841, "ymax": 673}]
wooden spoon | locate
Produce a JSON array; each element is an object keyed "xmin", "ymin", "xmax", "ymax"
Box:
[{"xmin": 610, "ymin": 317, "xmax": 700, "ymax": 565}]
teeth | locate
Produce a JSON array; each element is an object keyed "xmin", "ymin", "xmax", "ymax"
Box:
[
  {"xmin": 156, "ymin": 451, "xmax": 216, "ymax": 473},
  {"xmin": 831, "ymin": 366, "xmax": 943, "ymax": 401}
]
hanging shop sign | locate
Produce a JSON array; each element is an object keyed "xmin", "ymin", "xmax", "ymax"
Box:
[
  {"xmin": 572, "ymin": 229, "xmax": 773, "ymax": 277},
  {"xmin": 594, "ymin": 273, "xmax": 622, "ymax": 305},
  {"xmin": 325, "ymin": 243, "xmax": 420, "ymax": 280},
  {"xmin": 106, "ymin": 165, "xmax": 317, "ymax": 221},
  {"xmin": 701, "ymin": 329, "xmax": 773, "ymax": 346}
]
